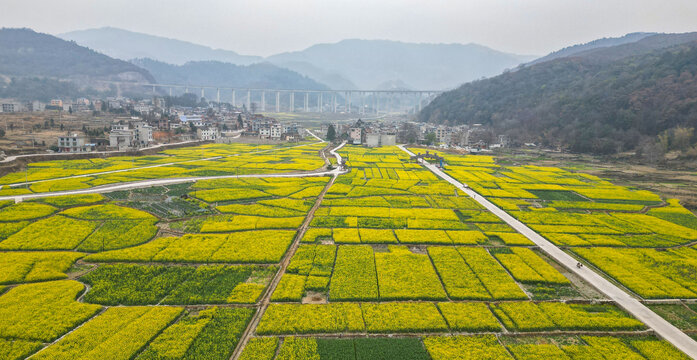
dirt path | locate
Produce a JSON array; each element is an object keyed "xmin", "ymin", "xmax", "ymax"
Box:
[{"xmin": 230, "ymin": 141, "xmax": 345, "ymax": 360}]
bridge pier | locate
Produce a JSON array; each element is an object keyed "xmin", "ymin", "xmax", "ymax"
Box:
[
  {"xmin": 201, "ymin": 88, "xmax": 205, "ymax": 100},
  {"xmin": 319, "ymin": 93, "xmax": 323, "ymax": 112},
  {"xmin": 232, "ymin": 90, "xmax": 236, "ymax": 108},
  {"xmin": 169, "ymin": 87, "xmax": 173, "ymax": 97},
  {"xmin": 304, "ymin": 93, "xmax": 309, "ymax": 112},
  {"xmin": 247, "ymin": 90, "xmax": 251, "ymax": 111},
  {"xmin": 360, "ymin": 92, "xmax": 364, "ymax": 115},
  {"xmin": 261, "ymin": 91, "xmax": 266, "ymax": 112},
  {"xmin": 290, "ymin": 92, "xmax": 295, "ymax": 112},
  {"xmin": 216, "ymin": 88, "xmax": 220, "ymax": 104},
  {"xmin": 276, "ymin": 92, "xmax": 280, "ymax": 113}
]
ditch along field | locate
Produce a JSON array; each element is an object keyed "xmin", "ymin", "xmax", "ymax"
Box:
[
  {"xmin": 0, "ymin": 140, "xmax": 326, "ymax": 196},
  {"xmin": 0, "ymin": 143, "xmax": 695, "ymax": 360}
]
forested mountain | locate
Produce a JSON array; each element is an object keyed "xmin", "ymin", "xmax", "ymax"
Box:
[
  {"xmin": 268, "ymin": 60, "xmax": 358, "ymax": 90},
  {"xmin": 130, "ymin": 58, "xmax": 329, "ymax": 90},
  {"xmin": 0, "ymin": 28, "xmax": 154, "ymax": 81},
  {"xmin": 59, "ymin": 27, "xmax": 262, "ymax": 66},
  {"xmin": 419, "ymin": 33, "xmax": 697, "ymax": 155},
  {"xmin": 0, "ymin": 28, "xmax": 155, "ymax": 101},
  {"xmin": 526, "ymin": 32, "xmax": 655, "ymax": 66}
]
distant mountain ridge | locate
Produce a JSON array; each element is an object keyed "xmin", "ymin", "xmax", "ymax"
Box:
[
  {"xmin": 266, "ymin": 39, "xmax": 536, "ymax": 90},
  {"xmin": 59, "ymin": 27, "xmax": 262, "ymax": 66},
  {"xmin": 131, "ymin": 58, "xmax": 328, "ymax": 90},
  {"xmin": 0, "ymin": 28, "xmax": 327, "ymax": 102},
  {"xmin": 58, "ymin": 28, "xmax": 536, "ymax": 90},
  {"xmin": 418, "ymin": 32, "xmax": 697, "ymax": 154}
]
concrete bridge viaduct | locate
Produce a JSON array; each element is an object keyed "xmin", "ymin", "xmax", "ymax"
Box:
[{"xmin": 110, "ymin": 82, "xmax": 443, "ymax": 114}]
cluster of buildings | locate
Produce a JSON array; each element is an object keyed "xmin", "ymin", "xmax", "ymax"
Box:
[
  {"xmin": 0, "ymin": 97, "xmax": 168, "ymax": 114},
  {"xmin": 242, "ymin": 115, "xmax": 301, "ymax": 141},
  {"xmin": 107, "ymin": 122, "xmax": 155, "ymax": 150},
  {"xmin": 402, "ymin": 122, "xmax": 509, "ymax": 151},
  {"xmin": 54, "ymin": 120, "xmax": 155, "ymax": 153},
  {"xmin": 44, "ymin": 96, "xmax": 305, "ymax": 152},
  {"xmin": 316, "ymin": 120, "xmax": 510, "ymax": 151},
  {"xmin": 320, "ymin": 119, "xmax": 397, "ymax": 147}
]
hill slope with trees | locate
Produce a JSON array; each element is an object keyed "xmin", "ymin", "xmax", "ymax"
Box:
[
  {"xmin": 419, "ymin": 33, "xmax": 697, "ymax": 155},
  {"xmin": 131, "ymin": 58, "xmax": 329, "ymax": 90},
  {"xmin": 0, "ymin": 28, "xmax": 154, "ymax": 81},
  {"xmin": 0, "ymin": 28, "xmax": 155, "ymax": 100}
]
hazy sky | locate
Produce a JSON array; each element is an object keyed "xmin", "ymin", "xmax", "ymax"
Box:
[{"xmin": 2, "ymin": 0, "xmax": 697, "ymax": 56}]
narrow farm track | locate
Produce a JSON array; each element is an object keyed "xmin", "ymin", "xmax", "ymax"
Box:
[
  {"xmin": 231, "ymin": 141, "xmax": 345, "ymax": 360},
  {"xmin": 305, "ymin": 129, "xmax": 323, "ymax": 141},
  {"xmin": 397, "ymin": 145, "xmax": 697, "ymax": 359},
  {"xmin": 0, "ymin": 168, "xmax": 345, "ymax": 203},
  {"xmin": 5, "ymin": 140, "xmax": 324, "ymax": 188},
  {"xmin": 0, "ymin": 139, "xmax": 205, "ymax": 164}
]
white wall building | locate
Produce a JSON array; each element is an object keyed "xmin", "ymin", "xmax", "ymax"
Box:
[
  {"xmin": 197, "ymin": 127, "xmax": 220, "ymax": 141},
  {"xmin": 349, "ymin": 127, "xmax": 362, "ymax": 144},
  {"xmin": 58, "ymin": 134, "xmax": 92, "ymax": 152},
  {"xmin": 109, "ymin": 130, "xmax": 134, "ymax": 150},
  {"xmin": 270, "ymin": 124, "xmax": 283, "ymax": 139},
  {"xmin": 132, "ymin": 122, "xmax": 153, "ymax": 147}
]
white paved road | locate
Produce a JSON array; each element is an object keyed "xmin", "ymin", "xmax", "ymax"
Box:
[
  {"xmin": 398, "ymin": 145, "xmax": 697, "ymax": 359},
  {"xmin": 305, "ymin": 128, "xmax": 323, "ymax": 141}
]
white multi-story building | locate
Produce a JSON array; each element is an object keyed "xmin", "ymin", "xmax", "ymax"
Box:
[
  {"xmin": 435, "ymin": 126, "xmax": 452, "ymax": 144},
  {"xmin": 349, "ymin": 127, "xmax": 362, "ymax": 144},
  {"xmin": 109, "ymin": 129, "xmax": 134, "ymax": 150},
  {"xmin": 132, "ymin": 122, "xmax": 153, "ymax": 147},
  {"xmin": 270, "ymin": 124, "xmax": 283, "ymax": 139},
  {"xmin": 283, "ymin": 123, "xmax": 299, "ymax": 135},
  {"xmin": 1, "ymin": 103, "xmax": 17, "ymax": 113},
  {"xmin": 58, "ymin": 134, "xmax": 93, "ymax": 152},
  {"xmin": 179, "ymin": 115, "xmax": 205, "ymax": 127},
  {"xmin": 197, "ymin": 127, "xmax": 220, "ymax": 141}
]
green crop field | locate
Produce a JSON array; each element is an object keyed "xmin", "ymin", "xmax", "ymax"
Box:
[{"xmin": 0, "ymin": 142, "xmax": 695, "ymax": 359}]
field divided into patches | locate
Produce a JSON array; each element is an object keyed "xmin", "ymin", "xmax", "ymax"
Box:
[
  {"xmin": 238, "ymin": 335, "xmax": 688, "ymax": 360},
  {"xmin": 0, "ymin": 142, "xmax": 695, "ymax": 359},
  {"xmin": 408, "ymin": 147, "xmax": 697, "ymax": 336},
  {"xmin": 0, "ymin": 141, "xmax": 338, "ymax": 360},
  {"xmin": 243, "ymin": 146, "xmax": 690, "ymax": 359},
  {"xmin": 0, "ymin": 141, "xmax": 326, "ymax": 195}
]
